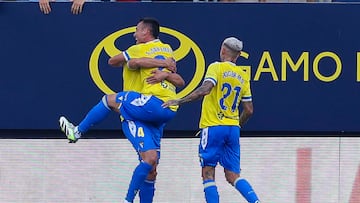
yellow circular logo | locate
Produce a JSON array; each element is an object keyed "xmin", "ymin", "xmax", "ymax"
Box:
[{"xmin": 89, "ymin": 26, "xmax": 205, "ymax": 98}]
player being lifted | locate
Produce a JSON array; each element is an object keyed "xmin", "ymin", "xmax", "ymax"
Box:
[{"xmin": 59, "ymin": 17, "xmax": 185, "ymax": 203}]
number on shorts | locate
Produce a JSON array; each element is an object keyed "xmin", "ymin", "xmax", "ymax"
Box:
[{"xmin": 137, "ymin": 127, "xmax": 144, "ymax": 137}]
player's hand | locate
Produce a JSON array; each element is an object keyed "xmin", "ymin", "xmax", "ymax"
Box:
[
  {"xmin": 39, "ymin": 0, "xmax": 52, "ymax": 14},
  {"xmin": 71, "ymin": 0, "xmax": 85, "ymax": 15},
  {"xmin": 162, "ymin": 99, "xmax": 180, "ymax": 108},
  {"xmin": 146, "ymin": 70, "xmax": 169, "ymax": 84},
  {"xmin": 164, "ymin": 57, "xmax": 177, "ymax": 73}
]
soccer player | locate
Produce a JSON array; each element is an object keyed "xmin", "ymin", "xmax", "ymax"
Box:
[
  {"xmin": 162, "ymin": 37, "xmax": 261, "ymax": 203},
  {"xmin": 59, "ymin": 17, "xmax": 185, "ymax": 203},
  {"xmin": 109, "ymin": 18, "xmax": 184, "ymax": 203}
]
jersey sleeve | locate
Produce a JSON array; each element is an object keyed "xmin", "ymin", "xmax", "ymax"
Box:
[
  {"xmin": 123, "ymin": 44, "xmax": 142, "ymax": 61},
  {"xmin": 203, "ymin": 62, "xmax": 219, "ymax": 86},
  {"xmin": 241, "ymin": 81, "xmax": 252, "ymax": 102}
]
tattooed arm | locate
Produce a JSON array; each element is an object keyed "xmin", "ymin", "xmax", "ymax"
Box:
[{"xmin": 162, "ymin": 81, "xmax": 214, "ymax": 107}]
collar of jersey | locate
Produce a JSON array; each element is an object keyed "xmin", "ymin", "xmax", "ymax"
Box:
[{"xmin": 145, "ymin": 39, "xmax": 161, "ymax": 44}]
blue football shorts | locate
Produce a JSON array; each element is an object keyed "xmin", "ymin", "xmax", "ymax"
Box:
[
  {"xmin": 122, "ymin": 119, "xmax": 164, "ymax": 161},
  {"xmin": 116, "ymin": 91, "xmax": 176, "ymax": 126},
  {"xmin": 198, "ymin": 125, "xmax": 241, "ymax": 174}
]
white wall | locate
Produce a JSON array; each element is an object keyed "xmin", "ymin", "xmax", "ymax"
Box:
[{"xmin": 0, "ymin": 137, "xmax": 359, "ymax": 203}]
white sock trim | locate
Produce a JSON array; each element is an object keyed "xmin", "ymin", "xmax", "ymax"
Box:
[
  {"xmin": 144, "ymin": 179, "xmax": 155, "ymax": 184},
  {"xmin": 233, "ymin": 177, "xmax": 243, "ymax": 186},
  {"xmin": 102, "ymin": 95, "xmax": 111, "ymax": 110},
  {"xmin": 203, "ymin": 181, "xmax": 216, "ymax": 189}
]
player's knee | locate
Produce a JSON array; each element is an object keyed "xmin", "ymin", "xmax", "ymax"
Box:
[
  {"xmin": 147, "ymin": 168, "xmax": 158, "ymax": 180},
  {"xmin": 103, "ymin": 94, "xmax": 118, "ymax": 111},
  {"xmin": 202, "ymin": 166, "xmax": 215, "ymax": 180},
  {"xmin": 225, "ymin": 176, "xmax": 234, "ymax": 185},
  {"xmin": 224, "ymin": 170, "xmax": 240, "ymax": 186},
  {"xmin": 141, "ymin": 150, "xmax": 158, "ymax": 166}
]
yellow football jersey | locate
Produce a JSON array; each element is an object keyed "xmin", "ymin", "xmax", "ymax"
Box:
[
  {"xmin": 123, "ymin": 39, "xmax": 178, "ymax": 110},
  {"xmin": 199, "ymin": 61, "xmax": 252, "ymax": 128},
  {"xmin": 122, "ymin": 63, "xmax": 142, "ymax": 92}
]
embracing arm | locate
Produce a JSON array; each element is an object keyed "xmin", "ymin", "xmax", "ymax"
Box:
[
  {"xmin": 128, "ymin": 57, "xmax": 184, "ymax": 87},
  {"xmin": 146, "ymin": 70, "xmax": 185, "ymax": 87},
  {"xmin": 108, "ymin": 53, "xmax": 126, "ymax": 67},
  {"xmin": 128, "ymin": 57, "xmax": 176, "ymax": 72},
  {"xmin": 166, "ymin": 72, "xmax": 185, "ymax": 87},
  {"xmin": 162, "ymin": 81, "xmax": 214, "ymax": 107},
  {"xmin": 178, "ymin": 81, "xmax": 213, "ymax": 104}
]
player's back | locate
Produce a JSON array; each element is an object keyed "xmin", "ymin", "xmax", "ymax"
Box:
[
  {"xmin": 137, "ymin": 40, "xmax": 177, "ymax": 103},
  {"xmin": 123, "ymin": 40, "xmax": 175, "ymax": 96},
  {"xmin": 199, "ymin": 61, "xmax": 252, "ymax": 128},
  {"xmin": 122, "ymin": 62, "xmax": 142, "ymax": 92}
]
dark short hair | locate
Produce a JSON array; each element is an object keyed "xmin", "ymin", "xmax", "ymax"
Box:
[{"xmin": 139, "ymin": 17, "xmax": 160, "ymax": 39}]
